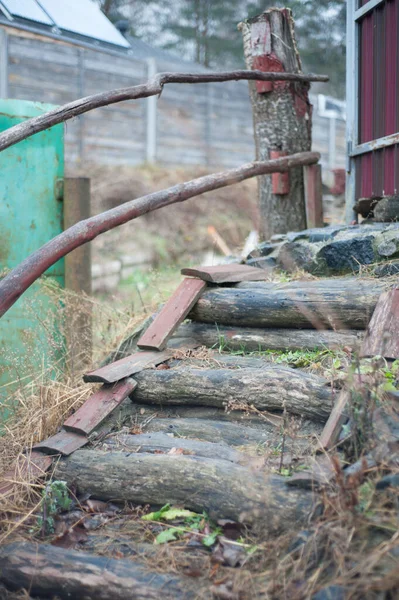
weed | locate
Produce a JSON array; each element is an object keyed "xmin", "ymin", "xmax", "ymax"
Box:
[{"xmin": 36, "ymin": 480, "xmax": 72, "ymax": 536}]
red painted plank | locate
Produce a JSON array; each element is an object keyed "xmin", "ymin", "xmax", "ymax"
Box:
[
  {"xmin": 304, "ymin": 164, "xmax": 323, "ymax": 228},
  {"xmin": 137, "ymin": 278, "xmax": 207, "ymax": 351},
  {"xmin": 385, "ymin": 0, "xmax": 397, "ymax": 137},
  {"xmin": 64, "ymin": 378, "xmax": 137, "ymax": 435},
  {"xmin": 180, "ymin": 264, "xmax": 267, "ymax": 284},
  {"xmin": 0, "ymin": 452, "xmax": 53, "ymax": 497},
  {"xmin": 34, "ymin": 430, "xmax": 88, "ymax": 456},
  {"xmin": 319, "ymin": 390, "xmax": 350, "ymax": 451},
  {"xmin": 84, "ymin": 349, "xmax": 174, "ymax": 384},
  {"xmin": 270, "ymin": 150, "xmax": 290, "ymax": 194},
  {"xmin": 361, "ymin": 288, "xmax": 399, "ymax": 359},
  {"xmin": 137, "ymin": 277, "xmax": 206, "ymax": 350}
]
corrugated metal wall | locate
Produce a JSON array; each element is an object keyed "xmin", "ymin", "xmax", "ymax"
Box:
[{"xmin": 355, "ymin": 0, "xmax": 399, "ymax": 198}]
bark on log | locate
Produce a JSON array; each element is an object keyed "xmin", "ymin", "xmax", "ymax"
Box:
[
  {"xmin": 131, "ymin": 366, "xmax": 332, "ymax": 421},
  {"xmin": 239, "ymin": 8, "xmax": 312, "ymax": 239},
  {"xmin": 174, "ymin": 322, "xmax": 363, "ymax": 352},
  {"xmin": 0, "ymin": 542, "xmax": 199, "ymax": 600},
  {"xmin": 102, "ymin": 432, "xmax": 247, "ymax": 463},
  {"xmin": 189, "ymin": 279, "xmax": 387, "ymax": 330},
  {"xmin": 142, "ymin": 417, "xmax": 314, "ymax": 451},
  {"xmin": 0, "ymin": 152, "xmax": 319, "ymax": 319},
  {"xmin": 56, "ymin": 450, "xmax": 314, "ymax": 528}
]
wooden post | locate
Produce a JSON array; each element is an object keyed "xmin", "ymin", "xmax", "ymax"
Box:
[
  {"xmin": 63, "ymin": 177, "xmax": 92, "ymax": 370},
  {"xmin": 304, "ymin": 163, "xmax": 323, "ymax": 228},
  {"xmin": 239, "ymin": 8, "xmax": 312, "ymax": 240}
]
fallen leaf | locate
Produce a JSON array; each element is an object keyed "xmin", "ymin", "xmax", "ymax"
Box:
[
  {"xmin": 156, "ymin": 364, "xmax": 170, "ymax": 370},
  {"xmin": 52, "ymin": 525, "xmax": 87, "ymax": 549},
  {"xmin": 83, "ymin": 499, "xmax": 108, "ymax": 513},
  {"xmin": 212, "ymin": 538, "xmax": 246, "ymax": 567},
  {"xmin": 155, "ymin": 527, "xmax": 184, "ymax": 544}
]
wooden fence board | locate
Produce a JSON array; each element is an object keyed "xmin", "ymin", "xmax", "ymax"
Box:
[
  {"xmin": 34, "ymin": 431, "xmax": 88, "ymax": 456},
  {"xmin": 84, "ymin": 349, "xmax": 174, "ymax": 384},
  {"xmin": 181, "ymin": 264, "xmax": 267, "ymax": 284},
  {"xmin": 137, "ymin": 278, "xmax": 207, "ymax": 351},
  {"xmin": 360, "ymin": 289, "xmax": 399, "ymax": 359},
  {"xmin": 64, "ymin": 378, "xmax": 137, "ymax": 435}
]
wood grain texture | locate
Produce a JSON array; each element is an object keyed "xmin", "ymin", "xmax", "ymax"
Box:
[
  {"xmin": 180, "ymin": 264, "xmax": 267, "ymax": 283},
  {"xmin": 360, "ymin": 288, "xmax": 399, "ymax": 359},
  {"xmin": 131, "ymin": 366, "xmax": 333, "ymax": 421},
  {"xmin": 304, "ymin": 164, "xmax": 323, "ymax": 228},
  {"xmin": 137, "ymin": 278, "xmax": 206, "ymax": 351},
  {"xmin": 189, "ymin": 279, "xmax": 387, "ymax": 330},
  {"xmin": 318, "ymin": 389, "xmax": 350, "ymax": 450},
  {"xmin": 0, "ymin": 151, "xmax": 320, "ymax": 320},
  {"xmin": 174, "ymin": 321, "xmax": 364, "ymax": 351},
  {"xmin": 56, "ymin": 450, "xmax": 314, "ymax": 528},
  {"xmin": 63, "ymin": 378, "xmax": 137, "ymax": 435},
  {"xmin": 0, "ymin": 542, "xmax": 198, "ymax": 600},
  {"xmin": 84, "ymin": 349, "xmax": 173, "ymax": 384},
  {"xmin": 239, "ymin": 9, "xmax": 311, "ymax": 239},
  {"xmin": 102, "ymin": 432, "xmax": 245, "ymax": 463},
  {"xmin": 34, "ymin": 430, "xmax": 88, "ymax": 456}
]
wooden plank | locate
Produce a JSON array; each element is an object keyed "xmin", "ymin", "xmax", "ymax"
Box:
[
  {"xmin": 319, "ymin": 389, "xmax": 350, "ymax": 450},
  {"xmin": 137, "ymin": 278, "xmax": 207, "ymax": 351},
  {"xmin": 360, "ymin": 289, "xmax": 399, "ymax": 359},
  {"xmin": 270, "ymin": 150, "xmax": 290, "ymax": 195},
  {"xmin": 63, "ymin": 378, "xmax": 137, "ymax": 435},
  {"xmin": 180, "ymin": 264, "xmax": 267, "ymax": 284},
  {"xmin": 304, "ymin": 163, "xmax": 323, "ymax": 228},
  {"xmin": 84, "ymin": 349, "xmax": 174, "ymax": 384},
  {"xmin": 0, "ymin": 452, "xmax": 53, "ymax": 497},
  {"xmin": 33, "ymin": 431, "xmax": 88, "ymax": 456}
]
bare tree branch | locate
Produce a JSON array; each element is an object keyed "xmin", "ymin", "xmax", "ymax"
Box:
[
  {"xmin": 0, "ymin": 70, "xmax": 328, "ymax": 153},
  {"xmin": 0, "ymin": 151, "xmax": 319, "ymax": 319}
]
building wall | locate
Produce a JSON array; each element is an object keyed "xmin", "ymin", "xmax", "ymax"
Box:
[{"xmin": 0, "ymin": 25, "xmax": 346, "ymax": 176}]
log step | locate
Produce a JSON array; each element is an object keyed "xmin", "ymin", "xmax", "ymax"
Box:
[
  {"xmin": 56, "ymin": 450, "xmax": 314, "ymax": 528},
  {"xmin": 131, "ymin": 365, "xmax": 333, "ymax": 421},
  {"xmin": 173, "ymin": 321, "xmax": 363, "ymax": 352},
  {"xmin": 181, "ymin": 264, "xmax": 267, "ymax": 283},
  {"xmin": 137, "ymin": 278, "xmax": 207, "ymax": 351},
  {"xmin": 189, "ymin": 278, "xmax": 388, "ymax": 329}
]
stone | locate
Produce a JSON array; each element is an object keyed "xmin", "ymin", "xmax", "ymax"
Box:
[
  {"xmin": 277, "ymin": 242, "xmax": 319, "ymax": 273},
  {"xmin": 317, "ymin": 236, "xmax": 376, "ymax": 273},
  {"xmin": 377, "ymin": 240, "xmax": 397, "ymax": 257},
  {"xmin": 312, "ymin": 585, "xmax": 346, "ymax": 600},
  {"xmin": 374, "ymin": 196, "xmax": 399, "ymax": 222},
  {"xmin": 374, "ymin": 261, "xmax": 399, "ymax": 278},
  {"xmin": 246, "ymin": 256, "xmax": 276, "ymax": 270},
  {"xmin": 247, "ymin": 242, "xmax": 279, "ymax": 260},
  {"xmin": 376, "ymin": 473, "xmax": 399, "ymax": 490},
  {"xmin": 270, "ymin": 234, "xmax": 287, "ymax": 242}
]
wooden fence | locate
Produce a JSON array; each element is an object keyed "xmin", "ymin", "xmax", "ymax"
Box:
[{"xmin": 0, "ymin": 26, "xmax": 345, "ymax": 174}]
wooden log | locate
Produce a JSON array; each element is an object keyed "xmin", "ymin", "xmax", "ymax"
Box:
[
  {"xmin": 0, "ymin": 542, "xmax": 199, "ymax": 600},
  {"xmin": 137, "ymin": 278, "xmax": 207, "ymax": 351},
  {"xmin": 189, "ymin": 278, "xmax": 387, "ymax": 330},
  {"xmin": 102, "ymin": 432, "xmax": 246, "ymax": 463},
  {"xmin": 142, "ymin": 417, "xmax": 313, "ymax": 451},
  {"xmin": 56, "ymin": 450, "xmax": 314, "ymax": 528},
  {"xmin": 174, "ymin": 321, "xmax": 364, "ymax": 352},
  {"xmin": 131, "ymin": 366, "xmax": 332, "ymax": 421},
  {"xmin": 239, "ymin": 9, "xmax": 312, "ymax": 239},
  {"xmin": 360, "ymin": 288, "xmax": 399, "ymax": 359}
]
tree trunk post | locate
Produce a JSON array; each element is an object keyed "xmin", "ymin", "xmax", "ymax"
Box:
[{"xmin": 239, "ymin": 8, "xmax": 312, "ymax": 240}]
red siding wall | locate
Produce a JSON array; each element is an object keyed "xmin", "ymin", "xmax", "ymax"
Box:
[{"xmin": 356, "ymin": 0, "xmax": 399, "ymax": 198}]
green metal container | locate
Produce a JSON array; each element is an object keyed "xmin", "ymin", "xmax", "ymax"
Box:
[{"xmin": 0, "ymin": 99, "xmax": 65, "ymax": 423}]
